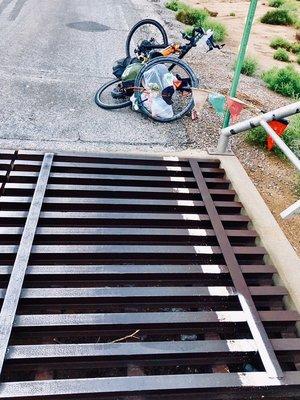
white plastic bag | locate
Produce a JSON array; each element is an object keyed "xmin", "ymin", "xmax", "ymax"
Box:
[
  {"xmin": 143, "ymin": 64, "xmax": 175, "ymax": 119},
  {"xmin": 151, "ymin": 96, "xmax": 174, "ymax": 119},
  {"xmin": 130, "ymin": 63, "xmax": 176, "ymax": 119}
]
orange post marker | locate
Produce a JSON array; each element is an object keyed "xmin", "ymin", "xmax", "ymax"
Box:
[{"xmin": 266, "ymin": 119, "xmax": 289, "ymax": 151}]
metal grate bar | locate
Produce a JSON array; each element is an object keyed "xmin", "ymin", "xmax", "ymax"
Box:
[
  {"xmin": 190, "ymin": 160, "xmax": 283, "ymax": 378},
  {"xmin": 0, "ymin": 153, "xmax": 53, "ymax": 375},
  {"xmin": 1, "ymin": 371, "xmax": 300, "ymax": 398}
]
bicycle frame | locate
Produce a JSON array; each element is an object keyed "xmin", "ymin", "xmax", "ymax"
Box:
[{"xmin": 136, "ymin": 28, "xmax": 218, "ymax": 60}]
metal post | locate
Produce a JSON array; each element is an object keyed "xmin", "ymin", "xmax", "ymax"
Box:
[{"xmin": 222, "ymin": 0, "xmax": 258, "ymax": 128}]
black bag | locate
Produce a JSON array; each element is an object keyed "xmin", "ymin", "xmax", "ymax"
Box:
[{"xmin": 112, "ymin": 57, "xmax": 132, "ymax": 79}]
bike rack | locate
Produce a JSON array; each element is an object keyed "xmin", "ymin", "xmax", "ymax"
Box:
[{"xmin": 213, "ymin": 101, "xmax": 300, "ymax": 219}]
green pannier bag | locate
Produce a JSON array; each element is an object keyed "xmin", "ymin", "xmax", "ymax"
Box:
[{"xmin": 121, "ymin": 62, "xmax": 143, "ymax": 83}]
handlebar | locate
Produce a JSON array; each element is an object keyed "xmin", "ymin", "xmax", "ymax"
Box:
[{"xmin": 181, "ymin": 27, "xmax": 224, "ymax": 52}]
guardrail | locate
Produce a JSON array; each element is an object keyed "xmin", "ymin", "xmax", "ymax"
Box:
[{"xmin": 215, "ymin": 102, "xmax": 300, "ymax": 219}]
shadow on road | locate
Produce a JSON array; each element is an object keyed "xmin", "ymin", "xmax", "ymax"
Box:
[{"xmin": 66, "ymin": 21, "xmax": 111, "ymax": 33}]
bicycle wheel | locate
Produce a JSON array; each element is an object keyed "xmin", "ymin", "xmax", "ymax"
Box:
[
  {"xmin": 134, "ymin": 56, "xmax": 199, "ymax": 123},
  {"xmin": 95, "ymin": 78, "xmax": 132, "ymax": 110},
  {"xmin": 126, "ymin": 19, "xmax": 168, "ymax": 58}
]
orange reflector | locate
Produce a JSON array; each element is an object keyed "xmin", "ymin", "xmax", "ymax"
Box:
[{"xmin": 266, "ymin": 119, "xmax": 289, "ymax": 151}]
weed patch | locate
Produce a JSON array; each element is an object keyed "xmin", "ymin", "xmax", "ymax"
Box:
[
  {"xmin": 262, "ymin": 66, "xmax": 300, "ymax": 98},
  {"xmin": 165, "ymin": 0, "xmax": 185, "ymax": 12},
  {"xmin": 273, "ymin": 47, "xmax": 291, "ymax": 61},
  {"xmin": 268, "ymin": 0, "xmax": 285, "ymax": 7},
  {"xmin": 261, "ymin": 9, "xmax": 294, "ymax": 25},
  {"xmin": 176, "ymin": 7, "xmax": 208, "ymax": 26},
  {"xmin": 234, "ymin": 56, "xmax": 258, "ymax": 76},
  {"xmin": 202, "ymin": 19, "xmax": 227, "ymax": 42},
  {"xmin": 270, "ymin": 37, "xmax": 292, "ymax": 50},
  {"xmin": 172, "ymin": 3, "xmax": 227, "ymax": 42}
]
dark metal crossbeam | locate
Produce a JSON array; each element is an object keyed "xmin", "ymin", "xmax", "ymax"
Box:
[
  {"xmin": 0, "ymin": 153, "xmax": 53, "ymax": 376},
  {"xmin": 0, "ymin": 285, "xmax": 287, "ymax": 299}
]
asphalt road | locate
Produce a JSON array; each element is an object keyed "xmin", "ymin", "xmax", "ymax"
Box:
[{"xmin": 0, "ymin": 0, "xmax": 190, "ymax": 153}]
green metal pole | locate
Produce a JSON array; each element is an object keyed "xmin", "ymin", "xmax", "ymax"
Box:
[{"xmin": 222, "ymin": 0, "xmax": 258, "ymax": 128}]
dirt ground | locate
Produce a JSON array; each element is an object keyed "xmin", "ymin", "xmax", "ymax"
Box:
[
  {"xmin": 187, "ymin": 0, "xmax": 300, "ymax": 72},
  {"xmin": 154, "ymin": 0, "xmax": 300, "ymax": 255},
  {"xmin": 235, "ymin": 140, "xmax": 300, "ymax": 255}
]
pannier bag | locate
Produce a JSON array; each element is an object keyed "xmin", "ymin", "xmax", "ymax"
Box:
[{"xmin": 112, "ymin": 57, "xmax": 132, "ymax": 79}]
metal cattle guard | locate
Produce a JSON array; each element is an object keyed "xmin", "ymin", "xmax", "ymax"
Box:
[{"xmin": 0, "ymin": 150, "xmax": 299, "ymax": 399}]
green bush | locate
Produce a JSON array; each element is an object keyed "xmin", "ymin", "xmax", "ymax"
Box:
[
  {"xmin": 270, "ymin": 37, "xmax": 292, "ymax": 50},
  {"xmin": 202, "ymin": 19, "xmax": 227, "ymax": 42},
  {"xmin": 297, "ymin": 53, "xmax": 300, "ymax": 64},
  {"xmin": 176, "ymin": 7, "xmax": 208, "ymax": 26},
  {"xmin": 269, "ymin": 0, "xmax": 285, "ymax": 7},
  {"xmin": 229, "ymin": 12, "xmax": 236, "ymax": 16},
  {"xmin": 165, "ymin": 0, "xmax": 179, "ymax": 11},
  {"xmin": 262, "ymin": 66, "xmax": 300, "ymax": 99},
  {"xmin": 235, "ymin": 56, "xmax": 258, "ymax": 76},
  {"xmin": 268, "ymin": 0, "xmax": 285, "ymax": 7},
  {"xmin": 291, "ymin": 42, "xmax": 300, "ymax": 53},
  {"xmin": 261, "ymin": 9, "xmax": 294, "ymax": 25},
  {"xmin": 273, "ymin": 47, "xmax": 290, "ymax": 61},
  {"xmin": 246, "ymin": 114, "xmax": 300, "ymax": 159},
  {"xmin": 165, "ymin": 0, "xmax": 185, "ymax": 11},
  {"xmin": 284, "ymin": 114, "xmax": 300, "ymax": 159}
]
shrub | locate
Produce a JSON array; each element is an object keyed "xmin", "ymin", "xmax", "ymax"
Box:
[
  {"xmin": 234, "ymin": 56, "xmax": 258, "ymax": 76},
  {"xmin": 202, "ymin": 18, "xmax": 227, "ymax": 42},
  {"xmin": 284, "ymin": 114, "xmax": 300, "ymax": 159},
  {"xmin": 291, "ymin": 42, "xmax": 300, "ymax": 53},
  {"xmin": 176, "ymin": 7, "xmax": 208, "ymax": 26},
  {"xmin": 229, "ymin": 12, "xmax": 236, "ymax": 16},
  {"xmin": 268, "ymin": 0, "xmax": 285, "ymax": 7},
  {"xmin": 175, "ymin": 5, "xmax": 227, "ymax": 42},
  {"xmin": 270, "ymin": 37, "xmax": 292, "ymax": 50},
  {"xmin": 246, "ymin": 114, "xmax": 300, "ymax": 159},
  {"xmin": 261, "ymin": 9, "xmax": 294, "ymax": 25},
  {"xmin": 165, "ymin": 0, "xmax": 185, "ymax": 11},
  {"xmin": 184, "ymin": 26, "xmax": 194, "ymax": 36},
  {"xmin": 273, "ymin": 47, "xmax": 290, "ymax": 61},
  {"xmin": 166, "ymin": 0, "xmax": 179, "ymax": 11},
  {"xmin": 262, "ymin": 65, "xmax": 300, "ymax": 98},
  {"xmin": 297, "ymin": 53, "xmax": 300, "ymax": 64}
]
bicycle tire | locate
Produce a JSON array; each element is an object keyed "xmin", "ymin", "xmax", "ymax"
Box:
[
  {"xmin": 95, "ymin": 78, "xmax": 132, "ymax": 110},
  {"xmin": 126, "ymin": 19, "xmax": 168, "ymax": 58},
  {"xmin": 134, "ymin": 56, "xmax": 199, "ymax": 123}
]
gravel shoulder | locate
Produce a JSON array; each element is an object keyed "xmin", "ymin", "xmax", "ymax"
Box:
[{"xmin": 151, "ymin": 0, "xmax": 300, "ymax": 254}]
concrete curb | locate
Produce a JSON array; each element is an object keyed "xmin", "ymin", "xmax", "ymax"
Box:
[{"xmin": 219, "ymin": 155, "xmax": 300, "ymax": 313}]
